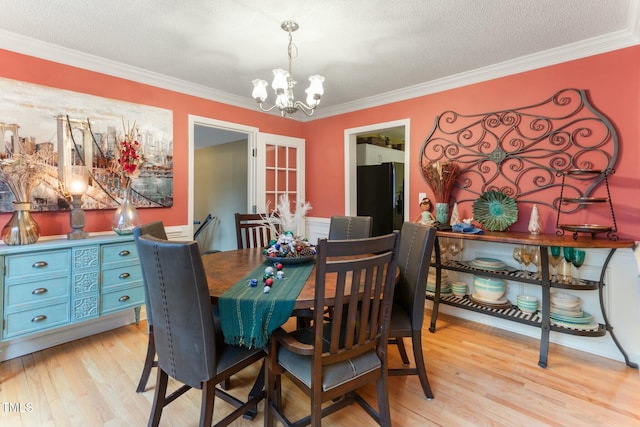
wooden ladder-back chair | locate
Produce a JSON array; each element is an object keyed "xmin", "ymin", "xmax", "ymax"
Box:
[
  {"xmin": 265, "ymin": 232, "xmax": 400, "ymax": 427},
  {"xmin": 388, "ymin": 222, "xmax": 437, "ymax": 399},
  {"xmin": 235, "ymin": 213, "xmax": 276, "ymax": 249},
  {"xmin": 136, "ymin": 235, "xmax": 265, "ymax": 427}
]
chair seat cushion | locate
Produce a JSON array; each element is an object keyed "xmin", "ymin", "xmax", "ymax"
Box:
[
  {"xmin": 277, "ymin": 326, "xmax": 381, "ymax": 392},
  {"xmin": 389, "ymin": 302, "xmax": 412, "ymax": 336}
]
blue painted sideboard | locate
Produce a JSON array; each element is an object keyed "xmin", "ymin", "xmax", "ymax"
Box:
[{"xmin": 0, "ymin": 233, "xmax": 144, "ymax": 360}]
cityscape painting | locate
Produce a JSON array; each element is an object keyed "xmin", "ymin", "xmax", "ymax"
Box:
[{"xmin": 0, "ymin": 76, "xmax": 173, "ymax": 212}]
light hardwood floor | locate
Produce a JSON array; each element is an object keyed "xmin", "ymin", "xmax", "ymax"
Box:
[{"xmin": 1, "ymin": 311, "xmax": 638, "ymax": 427}]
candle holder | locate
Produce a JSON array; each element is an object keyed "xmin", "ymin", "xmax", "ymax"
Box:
[{"xmin": 65, "ymin": 165, "xmax": 89, "ymax": 240}]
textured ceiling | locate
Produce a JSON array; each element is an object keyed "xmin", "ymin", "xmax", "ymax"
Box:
[{"xmin": 0, "ymin": 0, "xmax": 638, "ymax": 121}]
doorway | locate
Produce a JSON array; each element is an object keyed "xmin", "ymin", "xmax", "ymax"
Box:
[
  {"xmin": 188, "ymin": 115, "xmax": 258, "ymax": 251},
  {"xmin": 344, "ymin": 119, "xmax": 410, "ymax": 232}
]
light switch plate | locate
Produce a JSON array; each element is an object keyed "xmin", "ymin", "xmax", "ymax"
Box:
[{"xmin": 418, "ymin": 192, "xmax": 426, "ymax": 204}]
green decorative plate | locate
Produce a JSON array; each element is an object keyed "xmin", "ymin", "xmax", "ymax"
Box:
[{"xmin": 473, "ymin": 190, "xmax": 518, "ymax": 231}]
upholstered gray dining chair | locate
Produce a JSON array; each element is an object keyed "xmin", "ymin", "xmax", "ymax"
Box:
[
  {"xmin": 133, "ymin": 222, "xmax": 168, "ymax": 393},
  {"xmin": 264, "ymin": 232, "xmax": 400, "ymax": 427},
  {"xmin": 327, "ymin": 215, "xmax": 373, "ymax": 240},
  {"xmin": 136, "ymin": 235, "xmax": 265, "ymax": 427},
  {"xmin": 388, "ymin": 221, "xmax": 437, "ymax": 399}
]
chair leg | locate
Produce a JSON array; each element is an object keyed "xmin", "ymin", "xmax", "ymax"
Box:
[
  {"xmin": 395, "ymin": 337, "xmax": 410, "ymax": 365},
  {"xmin": 148, "ymin": 368, "xmax": 168, "ymax": 427},
  {"xmin": 375, "ymin": 373, "xmax": 392, "ymax": 427},
  {"xmin": 412, "ymin": 331, "xmax": 434, "ymax": 399},
  {"xmin": 199, "ymin": 380, "xmax": 216, "ymax": 427},
  {"xmin": 137, "ymin": 329, "xmax": 157, "ymax": 393}
]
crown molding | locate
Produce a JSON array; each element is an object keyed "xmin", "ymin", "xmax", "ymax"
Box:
[
  {"xmin": 312, "ymin": 28, "xmax": 640, "ymax": 120},
  {"xmin": 1, "ymin": 26, "xmax": 638, "ymax": 123}
]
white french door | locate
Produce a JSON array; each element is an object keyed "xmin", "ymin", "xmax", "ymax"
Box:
[{"xmin": 256, "ymin": 132, "xmax": 306, "ymax": 235}]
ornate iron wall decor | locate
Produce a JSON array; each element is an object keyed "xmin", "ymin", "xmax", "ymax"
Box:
[{"xmin": 419, "ymin": 88, "xmax": 618, "ymax": 215}]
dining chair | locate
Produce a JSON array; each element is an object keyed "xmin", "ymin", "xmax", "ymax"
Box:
[
  {"xmin": 328, "ymin": 215, "xmax": 373, "ymax": 240},
  {"xmin": 136, "ymin": 235, "xmax": 265, "ymax": 427},
  {"xmin": 133, "ymin": 222, "xmax": 168, "ymax": 393},
  {"xmin": 264, "ymin": 232, "xmax": 400, "ymax": 427},
  {"xmin": 235, "ymin": 213, "xmax": 275, "ymax": 249},
  {"xmin": 388, "ymin": 221, "xmax": 437, "ymax": 399}
]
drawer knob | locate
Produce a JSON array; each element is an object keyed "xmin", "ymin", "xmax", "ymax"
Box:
[
  {"xmin": 32, "ymin": 288, "xmax": 48, "ymax": 295},
  {"xmin": 119, "ymin": 272, "xmax": 131, "ymax": 279},
  {"xmin": 32, "ymin": 261, "xmax": 48, "ymax": 268},
  {"xmin": 118, "ymin": 295, "xmax": 130, "ymax": 302},
  {"xmin": 119, "ymin": 250, "xmax": 131, "ymax": 257},
  {"xmin": 31, "ymin": 315, "xmax": 47, "ymax": 322}
]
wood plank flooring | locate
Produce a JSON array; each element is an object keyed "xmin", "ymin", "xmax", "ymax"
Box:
[{"xmin": 1, "ymin": 311, "xmax": 638, "ymax": 427}]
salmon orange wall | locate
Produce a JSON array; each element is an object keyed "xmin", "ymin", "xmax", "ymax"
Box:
[
  {"xmin": 1, "ymin": 46, "xmax": 639, "ymax": 241},
  {"xmin": 303, "ymin": 46, "xmax": 640, "ymax": 241},
  {"xmin": 0, "ymin": 49, "xmax": 303, "ymax": 236}
]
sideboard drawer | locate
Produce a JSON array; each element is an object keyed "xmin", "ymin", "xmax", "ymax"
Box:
[
  {"xmin": 5, "ymin": 250, "xmax": 70, "ymax": 282},
  {"xmin": 4, "ymin": 302, "xmax": 70, "ymax": 339},
  {"xmin": 101, "ymin": 265, "xmax": 143, "ymax": 291},
  {"xmin": 5, "ymin": 277, "xmax": 69, "ymax": 309},
  {"xmin": 101, "ymin": 285, "xmax": 144, "ymax": 315},
  {"xmin": 101, "ymin": 242, "xmax": 139, "ymax": 268}
]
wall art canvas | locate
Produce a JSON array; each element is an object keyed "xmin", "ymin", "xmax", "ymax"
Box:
[{"xmin": 0, "ymin": 76, "xmax": 173, "ymax": 212}]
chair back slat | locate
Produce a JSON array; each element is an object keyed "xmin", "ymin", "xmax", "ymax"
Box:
[{"xmin": 314, "ymin": 232, "xmax": 399, "ymax": 366}]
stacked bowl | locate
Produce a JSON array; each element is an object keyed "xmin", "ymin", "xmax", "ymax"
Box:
[
  {"xmin": 472, "ymin": 276, "xmax": 506, "ymax": 302},
  {"xmin": 516, "ymin": 295, "xmax": 538, "ymax": 314}
]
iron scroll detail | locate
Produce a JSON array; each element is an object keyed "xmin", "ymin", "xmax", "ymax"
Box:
[{"xmin": 419, "ymin": 88, "xmax": 618, "ymax": 213}]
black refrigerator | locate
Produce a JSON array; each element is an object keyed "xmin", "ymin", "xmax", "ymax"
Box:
[{"xmin": 357, "ymin": 162, "xmax": 404, "ymax": 236}]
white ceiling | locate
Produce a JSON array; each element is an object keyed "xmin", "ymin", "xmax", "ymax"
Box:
[{"xmin": 0, "ymin": 0, "xmax": 638, "ymax": 122}]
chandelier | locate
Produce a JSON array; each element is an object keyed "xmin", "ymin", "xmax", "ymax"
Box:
[{"xmin": 251, "ymin": 20, "xmax": 325, "ymax": 118}]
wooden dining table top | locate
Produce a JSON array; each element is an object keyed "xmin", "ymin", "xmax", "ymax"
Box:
[
  {"xmin": 202, "ymin": 248, "xmax": 322, "ymax": 310},
  {"xmin": 202, "ymin": 247, "xmax": 399, "ymax": 310}
]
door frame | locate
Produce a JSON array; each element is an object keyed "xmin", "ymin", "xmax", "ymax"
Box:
[
  {"xmin": 343, "ymin": 119, "xmax": 411, "ymax": 219},
  {"xmin": 188, "ymin": 115, "xmax": 259, "ymax": 236}
]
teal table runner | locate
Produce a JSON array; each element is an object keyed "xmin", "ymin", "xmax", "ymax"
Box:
[{"xmin": 219, "ymin": 260, "xmax": 314, "ymax": 349}]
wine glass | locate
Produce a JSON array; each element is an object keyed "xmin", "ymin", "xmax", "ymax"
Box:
[
  {"xmin": 532, "ymin": 247, "xmax": 541, "ymax": 279},
  {"xmin": 572, "ymin": 249, "xmax": 586, "ymax": 283},
  {"xmin": 438, "ymin": 237, "xmax": 449, "ymax": 263},
  {"xmin": 448, "ymin": 239, "xmax": 463, "ymax": 262},
  {"xmin": 521, "ymin": 245, "xmax": 535, "ymax": 276},
  {"xmin": 513, "ymin": 247, "xmax": 524, "ymax": 275},
  {"xmin": 563, "ymin": 247, "xmax": 575, "ymax": 263},
  {"xmin": 549, "ymin": 246, "xmax": 563, "ymax": 281}
]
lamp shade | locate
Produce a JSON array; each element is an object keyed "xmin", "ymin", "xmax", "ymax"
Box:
[
  {"xmin": 65, "ymin": 165, "xmax": 88, "ymax": 196},
  {"xmin": 251, "ymin": 79, "xmax": 268, "ymax": 102},
  {"xmin": 271, "ymin": 68, "xmax": 289, "ymax": 94}
]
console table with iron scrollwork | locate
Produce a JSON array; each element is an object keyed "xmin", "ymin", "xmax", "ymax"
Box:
[{"xmin": 427, "ymin": 230, "xmax": 636, "ymax": 369}]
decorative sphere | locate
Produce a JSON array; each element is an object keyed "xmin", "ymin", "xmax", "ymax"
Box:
[
  {"xmin": 265, "ymin": 266, "xmax": 275, "ymax": 275},
  {"xmin": 276, "ymin": 263, "xmax": 284, "ymax": 270},
  {"xmin": 265, "ymin": 278, "xmax": 273, "ymax": 286},
  {"xmin": 276, "ymin": 271, "xmax": 284, "ymax": 279},
  {"xmin": 264, "ymin": 286, "xmax": 271, "ymax": 294}
]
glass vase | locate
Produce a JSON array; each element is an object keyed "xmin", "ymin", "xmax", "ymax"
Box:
[
  {"xmin": 2, "ymin": 202, "xmax": 41, "ymax": 245},
  {"xmin": 435, "ymin": 202, "xmax": 449, "ymax": 224},
  {"xmin": 111, "ymin": 181, "xmax": 141, "ymax": 235}
]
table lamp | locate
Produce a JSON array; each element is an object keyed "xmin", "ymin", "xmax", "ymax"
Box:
[{"xmin": 66, "ymin": 165, "xmax": 89, "ymax": 240}]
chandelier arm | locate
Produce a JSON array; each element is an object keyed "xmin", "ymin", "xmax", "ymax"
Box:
[
  {"xmin": 293, "ymin": 101, "xmax": 317, "ymax": 116},
  {"xmin": 256, "ymin": 102, "xmax": 281, "ymax": 113}
]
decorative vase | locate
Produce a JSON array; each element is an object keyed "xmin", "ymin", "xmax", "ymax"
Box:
[
  {"xmin": 449, "ymin": 202, "xmax": 460, "ymax": 226},
  {"xmin": 1, "ymin": 202, "xmax": 41, "ymax": 245},
  {"xmin": 111, "ymin": 181, "xmax": 141, "ymax": 235},
  {"xmin": 528, "ymin": 204, "xmax": 542, "ymax": 235},
  {"xmin": 435, "ymin": 202, "xmax": 449, "ymax": 224}
]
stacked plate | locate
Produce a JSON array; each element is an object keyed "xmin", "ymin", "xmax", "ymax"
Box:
[
  {"xmin": 426, "ymin": 281, "xmax": 451, "ymax": 294},
  {"xmin": 470, "ymin": 257, "xmax": 507, "ymax": 271},
  {"xmin": 550, "ymin": 292, "xmax": 595, "ymax": 327}
]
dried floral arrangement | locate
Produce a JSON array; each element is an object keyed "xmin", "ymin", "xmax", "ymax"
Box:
[
  {"xmin": 421, "ymin": 161, "xmax": 459, "ymax": 203},
  {"xmin": 109, "ymin": 119, "xmax": 144, "ymax": 185},
  {"xmin": 0, "ymin": 140, "xmax": 54, "ymax": 203},
  {"xmin": 262, "ymin": 194, "xmax": 316, "ymax": 258}
]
